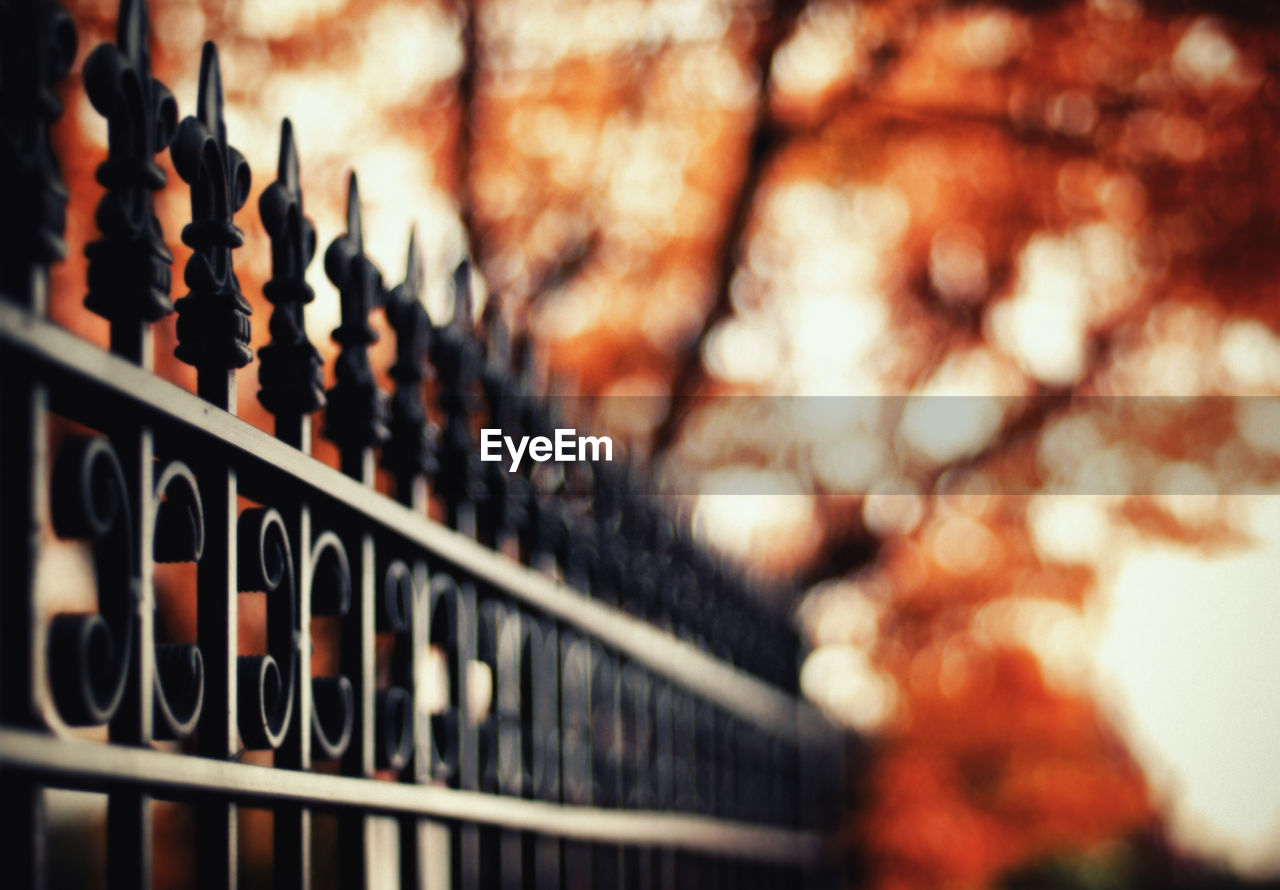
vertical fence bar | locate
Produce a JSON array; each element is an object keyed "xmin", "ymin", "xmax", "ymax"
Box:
[
  {"xmin": 274, "ymin": 504, "xmax": 313, "ymax": 890},
  {"xmin": 477, "ymin": 305, "xmax": 529, "ymax": 890},
  {"xmin": 590, "ymin": 647, "xmax": 621, "ymax": 890},
  {"xmin": 531, "ymin": 618, "xmax": 561, "ymax": 890},
  {"xmin": 456, "ymin": 582, "xmax": 480, "ymax": 890},
  {"xmin": 0, "ymin": 0, "xmax": 77, "ymax": 883},
  {"xmin": 107, "ymin": 427, "xmax": 154, "ymax": 890},
  {"xmin": 402, "ymin": 557, "xmax": 432, "ymax": 889},
  {"xmin": 194, "ymin": 443, "xmax": 239, "ymax": 890},
  {"xmin": 258, "ymin": 115, "xmax": 327, "ymax": 890},
  {"xmin": 430, "ymin": 263, "xmax": 484, "ymax": 890},
  {"xmin": 475, "ymin": 599, "xmax": 502, "ymax": 889},
  {"xmin": 170, "ymin": 40, "xmax": 252, "ymax": 890},
  {"xmin": 0, "ymin": 363, "xmax": 50, "ymax": 890},
  {"xmin": 561, "ymin": 635, "xmax": 591, "ymax": 889},
  {"xmin": 381, "ymin": 228, "xmax": 435, "ymax": 888},
  {"xmin": 323, "ymin": 173, "xmax": 388, "ymax": 889},
  {"xmin": 495, "ymin": 608, "xmax": 525, "ymax": 890},
  {"xmin": 80, "ymin": 2, "xmax": 183, "ymax": 874}
]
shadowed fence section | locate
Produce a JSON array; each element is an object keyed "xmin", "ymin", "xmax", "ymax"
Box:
[{"xmin": 0, "ymin": 0, "xmax": 847, "ymax": 887}]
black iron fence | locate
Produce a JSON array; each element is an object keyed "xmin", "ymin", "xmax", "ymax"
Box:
[{"xmin": 0, "ymin": 0, "xmax": 847, "ymax": 887}]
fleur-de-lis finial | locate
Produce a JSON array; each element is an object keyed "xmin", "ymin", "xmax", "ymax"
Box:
[
  {"xmin": 430, "ymin": 261, "xmax": 485, "ymax": 529},
  {"xmin": 511, "ymin": 336, "xmax": 556, "ymax": 560},
  {"xmin": 258, "ymin": 118, "xmax": 324, "ymax": 442},
  {"xmin": 324, "ymin": 173, "xmax": 388, "ymax": 478},
  {"xmin": 80, "ymin": 0, "xmax": 178, "ymax": 324},
  {"xmin": 381, "ymin": 227, "xmax": 438, "ymax": 503},
  {"xmin": 172, "ymin": 41, "xmax": 253, "ymax": 373},
  {"xmin": 478, "ymin": 297, "xmax": 528, "ymax": 542},
  {"xmin": 0, "ymin": 0, "xmax": 77, "ymax": 301},
  {"xmin": 479, "ymin": 297, "xmax": 512, "ymax": 421}
]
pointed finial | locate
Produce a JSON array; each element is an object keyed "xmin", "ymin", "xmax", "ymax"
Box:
[
  {"xmin": 326, "ymin": 173, "xmax": 381, "ymax": 330},
  {"xmin": 346, "ymin": 173, "xmax": 364, "ymax": 252},
  {"xmin": 452, "ymin": 260, "xmax": 473, "ymax": 329},
  {"xmin": 278, "ymin": 118, "xmax": 300, "ymax": 194},
  {"xmin": 196, "ymin": 39, "xmax": 226, "ymax": 147},
  {"xmin": 172, "ymin": 41, "xmax": 253, "ymax": 375},
  {"xmin": 382, "ymin": 227, "xmax": 437, "ymax": 504},
  {"xmin": 403, "ymin": 226, "xmax": 422, "ymax": 301},
  {"xmin": 81, "ymin": 0, "xmax": 178, "ymax": 325},
  {"xmin": 324, "ymin": 172, "xmax": 388, "ymax": 479},
  {"xmin": 119, "ymin": 0, "xmax": 146, "ymax": 62},
  {"xmin": 481, "ymin": 296, "xmax": 509, "ymax": 368},
  {"xmin": 258, "ymin": 118, "xmax": 324, "ymax": 439}
]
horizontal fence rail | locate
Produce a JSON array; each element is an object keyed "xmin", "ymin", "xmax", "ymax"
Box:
[
  {"xmin": 0, "ymin": 1, "xmax": 848, "ymax": 889},
  {"xmin": 0, "ymin": 303, "xmax": 835, "ymax": 745},
  {"xmin": 0, "ymin": 728, "xmax": 830, "ymax": 862}
]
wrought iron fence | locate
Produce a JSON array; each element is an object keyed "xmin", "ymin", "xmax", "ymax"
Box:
[{"xmin": 0, "ymin": 0, "xmax": 847, "ymax": 887}]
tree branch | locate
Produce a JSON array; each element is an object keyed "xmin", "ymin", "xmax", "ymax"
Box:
[
  {"xmin": 455, "ymin": 0, "xmax": 482, "ymax": 278},
  {"xmin": 647, "ymin": 0, "xmax": 810, "ymax": 457}
]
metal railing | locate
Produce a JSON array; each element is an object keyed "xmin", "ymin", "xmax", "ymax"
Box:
[{"xmin": 0, "ymin": 0, "xmax": 847, "ymax": 887}]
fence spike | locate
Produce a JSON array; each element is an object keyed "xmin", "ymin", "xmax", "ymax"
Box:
[
  {"xmin": 431, "ymin": 259, "xmax": 484, "ymax": 530},
  {"xmin": 0, "ymin": 0, "xmax": 77, "ymax": 303},
  {"xmin": 172, "ymin": 41, "xmax": 253, "ymax": 372},
  {"xmin": 82, "ymin": 0, "xmax": 178, "ymax": 325},
  {"xmin": 258, "ymin": 118, "xmax": 325, "ymax": 435},
  {"xmin": 324, "ymin": 172, "xmax": 388, "ymax": 478},
  {"xmin": 478, "ymin": 297, "xmax": 530, "ymax": 544},
  {"xmin": 382, "ymin": 227, "xmax": 438, "ymax": 501}
]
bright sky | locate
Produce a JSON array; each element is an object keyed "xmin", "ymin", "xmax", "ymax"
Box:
[
  {"xmin": 1014, "ymin": 494, "xmax": 1280, "ymax": 877},
  {"xmin": 1093, "ymin": 528, "xmax": 1280, "ymax": 876},
  {"xmin": 785, "ymin": 492, "xmax": 1280, "ymax": 879}
]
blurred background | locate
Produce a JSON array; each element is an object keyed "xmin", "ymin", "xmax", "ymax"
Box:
[{"xmin": 46, "ymin": 0, "xmax": 1280, "ymax": 887}]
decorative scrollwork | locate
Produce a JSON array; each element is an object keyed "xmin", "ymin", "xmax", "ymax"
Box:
[
  {"xmin": 619, "ymin": 665, "xmax": 651, "ymax": 809},
  {"xmin": 0, "ymin": 0, "xmax": 77, "ymax": 294},
  {"xmin": 376, "ymin": 559, "xmax": 415, "ymax": 771},
  {"xmin": 671, "ymin": 690, "xmax": 697, "ymax": 812},
  {"xmin": 82, "ymin": 0, "xmax": 178, "ymax": 324},
  {"xmin": 590, "ymin": 648, "xmax": 620, "ymax": 807},
  {"xmin": 526, "ymin": 619, "xmax": 559, "ymax": 802},
  {"xmin": 46, "ymin": 436, "xmax": 135, "ymax": 726},
  {"xmin": 236, "ymin": 508, "xmax": 296, "ymax": 750},
  {"xmin": 427, "ymin": 574, "xmax": 460, "ymax": 783},
  {"xmin": 173, "ymin": 41, "xmax": 253, "ymax": 371},
  {"xmin": 651, "ymin": 682, "xmax": 675, "ymax": 810},
  {"xmin": 560, "ymin": 635, "xmax": 592, "ymax": 805},
  {"xmin": 475, "ymin": 599, "xmax": 501, "ymax": 792},
  {"xmin": 151, "ymin": 461, "xmax": 204, "ymax": 739},
  {"xmin": 258, "ymin": 118, "xmax": 324, "ymax": 422},
  {"xmin": 309, "ymin": 531, "xmax": 353, "ymax": 761},
  {"xmin": 381, "ymin": 230, "xmax": 437, "ymax": 495},
  {"xmin": 324, "ymin": 173, "xmax": 388, "ymax": 464},
  {"xmin": 476, "ymin": 600, "xmax": 526, "ymax": 795}
]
